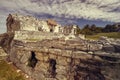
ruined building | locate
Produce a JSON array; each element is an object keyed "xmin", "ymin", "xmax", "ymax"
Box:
[
  {"xmin": 6, "ymin": 14, "xmax": 78, "ymax": 35},
  {"xmin": 0, "ymin": 14, "xmax": 120, "ymax": 80}
]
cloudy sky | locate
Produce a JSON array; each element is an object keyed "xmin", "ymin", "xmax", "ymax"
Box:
[{"xmin": 0, "ymin": 0, "xmax": 120, "ymax": 33}]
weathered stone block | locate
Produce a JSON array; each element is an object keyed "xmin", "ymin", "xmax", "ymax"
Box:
[
  {"xmin": 40, "ymin": 47, "xmax": 49, "ymax": 53},
  {"xmin": 66, "ymin": 58, "xmax": 71, "ymax": 63},
  {"xmin": 61, "ymin": 50, "xmax": 72, "ymax": 57},
  {"xmin": 32, "ymin": 71, "xmax": 45, "ymax": 80},
  {"xmin": 56, "ymin": 74, "xmax": 67, "ymax": 80},
  {"xmin": 36, "ymin": 52, "xmax": 44, "ymax": 61},
  {"xmin": 56, "ymin": 69, "xmax": 67, "ymax": 75},
  {"xmin": 34, "ymin": 67, "xmax": 48, "ymax": 75},
  {"xmin": 49, "ymin": 48, "xmax": 62, "ymax": 56},
  {"xmin": 39, "ymin": 48, "xmax": 46, "ymax": 52},
  {"xmin": 57, "ymin": 56, "xmax": 68, "ymax": 66},
  {"xmin": 44, "ymin": 55, "xmax": 49, "ymax": 62},
  {"xmin": 20, "ymin": 53, "xmax": 30, "ymax": 64},
  {"xmin": 35, "ymin": 62, "xmax": 49, "ymax": 70},
  {"xmin": 56, "ymin": 65, "xmax": 66, "ymax": 70},
  {"xmin": 54, "ymin": 49, "xmax": 62, "ymax": 56},
  {"xmin": 72, "ymin": 51, "xmax": 87, "ymax": 58},
  {"xmin": 49, "ymin": 54, "xmax": 57, "ymax": 59}
]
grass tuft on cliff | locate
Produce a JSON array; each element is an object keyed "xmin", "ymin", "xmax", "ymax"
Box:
[
  {"xmin": 0, "ymin": 60, "xmax": 25, "ymax": 80},
  {"xmin": 86, "ymin": 32, "xmax": 120, "ymax": 40}
]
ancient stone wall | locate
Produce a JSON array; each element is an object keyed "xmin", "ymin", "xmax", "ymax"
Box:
[
  {"xmin": 9, "ymin": 40, "xmax": 105, "ymax": 80},
  {"xmin": 14, "ymin": 30, "xmax": 86, "ymax": 41},
  {"xmin": 6, "ymin": 38, "xmax": 119, "ymax": 80},
  {"xmin": 0, "ymin": 32, "xmax": 120, "ymax": 80},
  {"xmin": 14, "ymin": 30, "xmax": 65, "ymax": 41},
  {"xmin": 6, "ymin": 14, "xmax": 80, "ymax": 36},
  {"xmin": 7, "ymin": 14, "xmax": 61, "ymax": 33}
]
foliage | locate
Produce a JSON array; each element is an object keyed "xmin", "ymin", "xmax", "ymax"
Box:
[
  {"xmin": 77, "ymin": 23, "xmax": 120, "ymax": 35},
  {"xmin": 103, "ymin": 24, "xmax": 119, "ymax": 32},
  {"xmin": 76, "ymin": 25, "xmax": 81, "ymax": 35},
  {"xmin": 79, "ymin": 24, "xmax": 102, "ymax": 35}
]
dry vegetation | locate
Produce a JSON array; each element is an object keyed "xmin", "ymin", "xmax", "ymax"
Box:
[
  {"xmin": 86, "ymin": 32, "xmax": 120, "ymax": 40},
  {"xmin": 0, "ymin": 60, "xmax": 25, "ymax": 80}
]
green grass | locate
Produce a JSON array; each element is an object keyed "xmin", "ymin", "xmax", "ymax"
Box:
[
  {"xmin": 86, "ymin": 32, "xmax": 120, "ymax": 40},
  {"xmin": 0, "ymin": 60, "xmax": 25, "ymax": 80}
]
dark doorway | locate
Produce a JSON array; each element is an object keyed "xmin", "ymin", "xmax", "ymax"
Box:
[
  {"xmin": 28, "ymin": 51, "xmax": 38, "ymax": 68},
  {"xmin": 50, "ymin": 29, "xmax": 53, "ymax": 32},
  {"xmin": 49, "ymin": 59, "xmax": 56, "ymax": 78}
]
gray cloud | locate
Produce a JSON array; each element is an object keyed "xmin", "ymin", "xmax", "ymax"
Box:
[{"xmin": 0, "ymin": 0, "xmax": 120, "ymax": 33}]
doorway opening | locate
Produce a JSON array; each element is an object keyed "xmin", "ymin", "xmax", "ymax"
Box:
[
  {"xmin": 48, "ymin": 59, "xmax": 56, "ymax": 78},
  {"xmin": 28, "ymin": 51, "xmax": 38, "ymax": 68}
]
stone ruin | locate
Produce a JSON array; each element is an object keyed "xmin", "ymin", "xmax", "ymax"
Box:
[
  {"xmin": 6, "ymin": 14, "xmax": 78, "ymax": 35},
  {"xmin": 0, "ymin": 14, "xmax": 120, "ymax": 80},
  {"xmin": 6, "ymin": 14, "xmax": 85, "ymax": 40}
]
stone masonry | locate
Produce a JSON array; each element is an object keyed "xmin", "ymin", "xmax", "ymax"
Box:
[
  {"xmin": 6, "ymin": 14, "xmax": 79, "ymax": 36},
  {"xmin": 0, "ymin": 14, "xmax": 120, "ymax": 80},
  {"xmin": 6, "ymin": 37, "xmax": 120, "ymax": 80},
  {"xmin": 9, "ymin": 39, "xmax": 104, "ymax": 80}
]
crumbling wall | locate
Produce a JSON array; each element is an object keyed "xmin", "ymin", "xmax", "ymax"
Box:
[
  {"xmin": 0, "ymin": 32, "xmax": 119, "ymax": 80},
  {"xmin": 6, "ymin": 14, "xmax": 80, "ymax": 36},
  {"xmin": 9, "ymin": 44, "xmax": 105, "ymax": 80},
  {"xmin": 14, "ymin": 30, "xmax": 65, "ymax": 41},
  {"xmin": 7, "ymin": 14, "xmax": 60, "ymax": 32},
  {"xmin": 6, "ymin": 39, "xmax": 119, "ymax": 80}
]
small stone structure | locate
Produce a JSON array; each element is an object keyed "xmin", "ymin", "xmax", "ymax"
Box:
[{"xmin": 0, "ymin": 14, "xmax": 120, "ymax": 80}]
